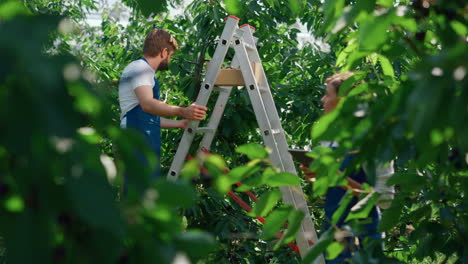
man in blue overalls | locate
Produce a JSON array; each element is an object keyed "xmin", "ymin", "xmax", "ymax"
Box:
[
  {"xmin": 301, "ymin": 72, "xmax": 394, "ymax": 263},
  {"xmin": 118, "ymin": 29, "xmax": 207, "ymax": 188}
]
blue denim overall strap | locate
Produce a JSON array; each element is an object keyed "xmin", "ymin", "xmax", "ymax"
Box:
[{"xmin": 125, "ymin": 57, "xmax": 161, "ymax": 179}]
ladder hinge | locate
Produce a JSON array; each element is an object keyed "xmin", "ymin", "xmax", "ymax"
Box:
[{"xmin": 264, "ymin": 129, "xmax": 282, "ymax": 136}]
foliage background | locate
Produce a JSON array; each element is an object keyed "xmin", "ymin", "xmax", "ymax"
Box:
[{"xmin": 0, "ymin": 0, "xmax": 467, "ymax": 263}]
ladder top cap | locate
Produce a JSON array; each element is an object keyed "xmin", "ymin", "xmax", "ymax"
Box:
[
  {"xmin": 240, "ymin": 24, "xmax": 255, "ymax": 30},
  {"xmin": 224, "ymin": 15, "xmax": 240, "ymax": 21}
]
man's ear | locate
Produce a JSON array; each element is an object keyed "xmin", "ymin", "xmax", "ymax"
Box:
[{"xmin": 161, "ymin": 48, "xmax": 169, "ymax": 59}]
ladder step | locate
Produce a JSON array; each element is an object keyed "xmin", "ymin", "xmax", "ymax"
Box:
[
  {"xmin": 230, "ymin": 41, "xmax": 255, "ymax": 51},
  {"xmin": 196, "ymin": 127, "xmax": 215, "ymax": 133},
  {"xmin": 214, "ymin": 86, "xmax": 232, "ymax": 92}
]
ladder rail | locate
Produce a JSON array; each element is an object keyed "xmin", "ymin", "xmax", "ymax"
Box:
[
  {"xmin": 167, "ymin": 16, "xmax": 240, "ymax": 181},
  {"xmin": 199, "ymin": 86, "xmax": 233, "ymax": 151},
  {"xmin": 234, "ymin": 27, "xmax": 324, "ymax": 263},
  {"xmin": 232, "ymin": 41, "xmax": 313, "ymax": 259}
]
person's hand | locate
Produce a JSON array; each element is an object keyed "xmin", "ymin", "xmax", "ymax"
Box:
[
  {"xmin": 181, "ymin": 103, "xmax": 207, "ymax": 120},
  {"xmin": 178, "ymin": 119, "xmax": 189, "ymax": 129},
  {"xmin": 299, "ymin": 164, "xmax": 317, "ymax": 183}
]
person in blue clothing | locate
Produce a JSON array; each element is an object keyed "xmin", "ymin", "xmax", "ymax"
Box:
[
  {"xmin": 301, "ymin": 72, "xmax": 394, "ymax": 263},
  {"xmin": 119, "ymin": 29, "xmax": 207, "ymax": 185}
]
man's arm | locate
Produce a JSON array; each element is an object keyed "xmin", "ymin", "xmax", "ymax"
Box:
[
  {"xmin": 135, "ymin": 85, "xmax": 207, "ymax": 120},
  {"xmin": 161, "ymin": 118, "xmax": 187, "ymax": 129}
]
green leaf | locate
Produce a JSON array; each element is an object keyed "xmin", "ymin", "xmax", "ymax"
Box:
[
  {"xmin": 326, "ymin": 242, "xmax": 345, "ymax": 260},
  {"xmin": 378, "ymin": 202, "xmax": 403, "ymax": 231},
  {"xmin": 332, "ymin": 0, "xmax": 374, "ymax": 34},
  {"xmin": 301, "ymin": 229, "xmax": 334, "ymax": 264},
  {"xmin": 288, "ymin": 0, "xmax": 303, "ymax": 17},
  {"xmin": 175, "ymin": 230, "xmax": 217, "ymax": 259},
  {"xmin": 264, "ymin": 172, "xmax": 301, "ymax": 187},
  {"xmin": 214, "ymin": 174, "xmax": 232, "ymax": 194},
  {"xmin": 387, "ymin": 172, "xmax": 426, "ymax": 192},
  {"xmin": 134, "ymin": 0, "xmax": 167, "ymax": 17},
  {"xmin": 224, "ymin": 0, "xmax": 242, "ymax": 15},
  {"xmin": 277, "ymin": 209, "xmax": 305, "ymax": 246},
  {"xmin": 0, "ymin": 0, "xmax": 31, "ymax": 20},
  {"xmin": 332, "ymin": 190, "xmax": 354, "ymax": 225},
  {"xmin": 345, "ymin": 192, "xmax": 379, "ymax": 222},
  {"xmin": 5, "ymin": 195, "xmax": 24, "ymax": 212},
  {"xmin": 377, "ymin": 0, "xmax": 393, "ymax": 7},
  {"xmin": 65, "ymin": 169, "xmax": 124, "ymax": 238},
  {"xmin": 262, "ymin": 206, "xmax": 293, "ymax": 240},
  {"xmin": 451, "ymin": 21, "xmax": 468, "ymax": 36},
  {"xmin": 336, "ymin": 41, "xmax": 358, "ymax": 67},
  {"xmin": 155, "ymin": 179, "xmax": 196, "ymax": 208},
  {"xmin": 394, "ymin": 18, "xmax": 418, "ymax": 32},
  {"xmin": 378, "ymin": 55, "xmax": 395, "ymax": 77},
  {"xmin": 337, "ymin": 71, "xmax": 366, "ymax": 96},
  {"xmin": 205, "ymin": 154, "xmax": 227, "ymax": 169},
  {"xmin": 358, "ymin": 9, "xmax": 395, "ymax": 51},
  {"xmin": 347, "ymin": 82, "xmax": 369, "ymax": 97},
  {"xmin": 251, "ymin": 189, "xmax": 282, "ymax": 217},
  {"xmin": 312, "ymin": 110, "xmax": 339, "ymax": 139},
  {"xmin": 181, "ymin": 159, "xmax": 200, "ymax": 180},
  {"xmin": 321, "ymin": 0, "xmax": 346, "ymax": 34},
  {"xmin": 236, "ymin": 143, "xmax": 268, "ymax": 160},
  {"xmin": 228, "ymin": 164, "xmax": 261, "ymax": 182},
  {"xmin": 68, "ymin": 83, "xmax": 101, "ymax": 114},
  {"xmin": 408, "ymin": 205, "xmax": 432, "ymax": 223}
]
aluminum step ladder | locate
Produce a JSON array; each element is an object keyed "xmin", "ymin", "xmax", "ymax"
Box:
[{"xmin": 167, "ymin": 15, "xmax": 325, "ymax": 263}]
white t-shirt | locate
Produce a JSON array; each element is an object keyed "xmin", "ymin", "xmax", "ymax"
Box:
[{"xmin": 118, "ymin": 59, "xmax": 155, "ymax": 120}]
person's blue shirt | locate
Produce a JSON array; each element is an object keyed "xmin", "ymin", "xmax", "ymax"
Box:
[{"xmin": 323, "ymin": 151, "xmax": 381, "ymax": 263}]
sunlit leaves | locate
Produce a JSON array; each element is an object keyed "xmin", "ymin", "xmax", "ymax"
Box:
[
  {"xmin": 288, "ymin": 0, "xmax": 304, "ymax": 17},
  {"xmin": 450, "ymin": 21, "xmax": 467, "ymax": 36},
  {"xmin": 358, "ymin": 8, "xmax": 395, "ymax": 51},
  {"xmin": 262, "ymin": 205, "xmax": 293, "ymax": 239},
  {"xmin": 325, "ymin": 242, "xmax": 345, "ymax": 261},
  {"xmin": 378, "ymin": 55, "xmax": 395, "ymax": 77},
  {"xmin": 0, "ymin": 0, "xmax": 31, "ymax": 19},
  {"xmin": 223, "ymin": 0, "xmax": 242, "ymax": 15},
  {"xmin": 235, "ymin": 143, "xmax": 268, "ymax": 160},
  {"xmin": 4, "ymin": 195, "xmax": 24, "ymax": 212}
]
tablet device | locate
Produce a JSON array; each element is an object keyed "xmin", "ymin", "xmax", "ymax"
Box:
[{"xmin": 288, "ymin": 149, "xmax": 314, "ymax": 165}]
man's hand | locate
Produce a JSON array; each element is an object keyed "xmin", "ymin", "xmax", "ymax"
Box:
[
  {"xmin": 299, "ymin": 164, "xmax": 317, "ymax": 183},
  {"xmin": 179, "ymin": 119, "xmax": 188, "ymax": 129},
  {"xmin": 181, "ymin": 103, "xmax": 207, "ymax": 120}
]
